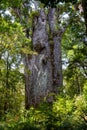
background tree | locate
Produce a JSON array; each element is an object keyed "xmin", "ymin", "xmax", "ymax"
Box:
[{"xmin": 82, "ymin": 0, "xmax": 87, "ymax": 34}]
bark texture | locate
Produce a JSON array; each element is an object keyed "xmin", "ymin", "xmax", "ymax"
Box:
[
  {"xmin": 24, "ymin": 8, "xmax": 63, "ymax": 108},
  {"xmin": 48, "ymin": 8, "xmax": 63, "ymax": 92},
  {"xmin": 24, "ymin": 9, "xmax": 53, "ymax": 108}
]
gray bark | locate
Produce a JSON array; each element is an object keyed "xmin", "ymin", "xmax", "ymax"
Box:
[
  {"xmin": 48, "ymin": 8, "xmax": 55, "ymax": 32},
  {"xmin": 53, "ymin": 35, "xmax": 63, "ymax": 89},
  {"xmin": 48, "ymin": 8, "xmax": 63, "ymax": 92},
  {"xmin": 24, "ymin": 9, "xmax": 53, "ymax": 108},
  {"xmin": 24, "ymin": 8, "xmax": 63, "ymax": 108}
]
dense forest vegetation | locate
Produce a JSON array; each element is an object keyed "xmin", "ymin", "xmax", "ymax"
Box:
[{"xmin": 0, "ymin": 0, "xmax": 87, "ymax": 129}]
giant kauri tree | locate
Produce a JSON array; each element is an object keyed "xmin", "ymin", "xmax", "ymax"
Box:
[
  {"xmin": 23, "ymin": 0, "xmax": 81, "ymax": 108},
  {"xmin": 24, "ymin": 6, "xmax": 67, "ymax": 108}
]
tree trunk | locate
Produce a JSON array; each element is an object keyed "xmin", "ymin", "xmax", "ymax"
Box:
[
  {"xmin": 24, "ymin": 8, "xmax": 63, "ymax": 108},
  {"xmin": 48, "ymin": 8, "xmax": 63, "ymax": 92},
  {"xmin": 82, "ymin": 0, "xmax": 87, "ymax": 34}
]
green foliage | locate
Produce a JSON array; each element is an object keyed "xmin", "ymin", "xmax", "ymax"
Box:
[
  {"xmin": 62, "ymin": 7, "xmax": 87, "ymax": 97},
  {"xmin": 1, "ymin": 88, "xmax": 87, "ymax": 130}
]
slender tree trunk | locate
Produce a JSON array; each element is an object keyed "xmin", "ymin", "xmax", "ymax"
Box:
[
  {"xmin": 4, "ymin": 52, "xmax": 10, "ymax": 113},
  {"xmin": 24, "ymin": 8, "xmax": 64, "ymax": 108},
  {"xmin": 48, "ymin": 8, "xmax": 63, "ymax": 92},
  {"xmin": 82, "ymin": 0, "xmax": 87, "ymax": 34}
]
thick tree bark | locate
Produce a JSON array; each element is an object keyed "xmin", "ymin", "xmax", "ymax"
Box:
[
  {"xmin": 24, "ymin": 8, "xmax": 63, "ymax": 108},
  {"xmin": 24, "ymin": 9, "xmax": 53, "ymax": 108}
]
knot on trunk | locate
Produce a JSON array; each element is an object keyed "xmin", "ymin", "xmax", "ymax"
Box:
[{"xmin": 33, "ymin": 42, "xmax": 46, "ymax": 53}]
